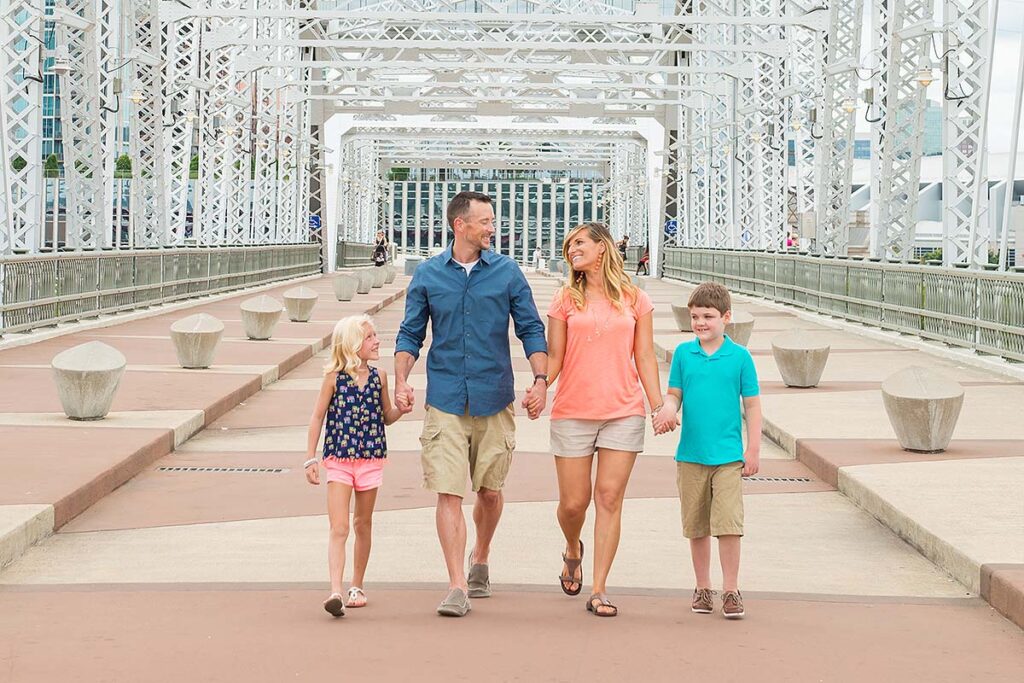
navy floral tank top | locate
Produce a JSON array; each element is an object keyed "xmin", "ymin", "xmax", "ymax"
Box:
[{"xmin": 322, "ymin": 367, "xmax": 387, "ymax": 460}]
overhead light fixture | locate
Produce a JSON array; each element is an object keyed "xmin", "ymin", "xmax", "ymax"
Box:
[
  {"xmin": 791, "ymin": 120, "xmax": 802, "ymax": 132},
  {"xmin": 129, "ymin": 89, "xmax": 145, "ymax": 105},
  {"xmin": 184, "ymin": 111, "xmax": 197, "ymax": 123},
  {"xmin": 51, "ymin": 46, "xmax": 71, "ymax": 76},
  {"xmin": 750, "ymin": 131, "xmax": 762, "ymax": 144},
  {"xmin": 916, "ymin": 64, "xmax": 935, "ymax": 88},
  {"xmin": 842, "ymin": 98, "xmax": 856, "ymax": 114}
]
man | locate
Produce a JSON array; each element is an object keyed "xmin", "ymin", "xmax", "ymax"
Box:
[
  {"xmin": 533, "ymin": 245, "xmax": 544, "ymax": 272},
  {"xmin": 394, "ymin": 191, "xmax": 549, "ymax": 617}
]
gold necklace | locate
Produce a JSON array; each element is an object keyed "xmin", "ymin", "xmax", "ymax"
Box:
[{"xmin": 585, "ymin": 299, "xmax": 616, "ymax": 343}]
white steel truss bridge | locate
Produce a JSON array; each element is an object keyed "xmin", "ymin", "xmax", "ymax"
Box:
[{"xmin": 0, "ymin": 0, "xmax": 1012, "ymax": 275}]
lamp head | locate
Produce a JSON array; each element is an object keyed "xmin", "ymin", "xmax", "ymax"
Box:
[{"xmin": 915, "ymin": 65, "xmax": 935, "ymax": 88}]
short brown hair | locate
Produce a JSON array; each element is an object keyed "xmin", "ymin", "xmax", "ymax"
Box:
[
  {"xmin": 687, "ymin": 282, "xmax": 731, "ymax": 314},
  {"xmin": 447, "ymin": 191, "xmax": 493, "ymax": 229}
]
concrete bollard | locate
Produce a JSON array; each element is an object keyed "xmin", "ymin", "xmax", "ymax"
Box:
[
  {"xmin": 51, "ymin": 341, "xmax": 127, "ymax": 420},
  {"xmin": 671, "ymin": 302, "xmax": 692, "ymax": 332},
  {"xmin": 240, "ymin": 295, "xmax": 284, "ymax": 340},
  {"xmin": 881, "ymin": 366, "xmax": 964, "ymax": 453},
  {"xmin": 283, "ymin": 286, "xmax": 319, "ymax": 322},
  {"xmin": 725, "ymin": 311, "xmax": 755, "ymax": 346},
  {"xmin": 356, "ymin": 268, "xmax": 373, "ymax": 294},
  {"xmin": 371, "ymin": 266, "xmax": 387, "ymax": 288},
  {"xmin": 333, "ymin": 272, "xmax": 358, "ymax": 301},
  {"xmin": 771, "ymin": 332, "xmax": 830, "ymax": 388},
  {"xmin": 404, "ymin": 256, "xmax": 424, "ymax": 276},
  {"xmin": 170, "ymin": 313, "xmax": 224, "ymax": 369},
  {"xmin": 384, "ymin": 264, "xmax": 397, "ymax": 284}
]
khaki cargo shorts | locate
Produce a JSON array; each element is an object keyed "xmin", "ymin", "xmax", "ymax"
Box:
[
  {"xmin": 419, "ymin": 404, "xmax": 516, "ymax": 497},
  {"xmin": 676, "ymin": 460, "xmax": 744, "ymax": 538}
]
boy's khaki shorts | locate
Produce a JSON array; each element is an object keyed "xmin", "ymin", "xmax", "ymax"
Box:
[
  {"xmin": 676, "ymin": 460, "xmax": 744, "ymax": 538},
  {"xmin": 419, "ymin": 404, "xmax": 516, "ymax": 498}
]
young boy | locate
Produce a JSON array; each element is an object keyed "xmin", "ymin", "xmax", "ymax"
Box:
[{"xmin": 661, "ymin": 282, "xmax": 761, "ymax": 618}]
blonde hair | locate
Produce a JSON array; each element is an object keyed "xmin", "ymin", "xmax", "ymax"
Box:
[
  {"xmin": 324, "ymin": 314, "xmax": 374, "ymax": 377},
  {"xmin": 561, "ymin": 222, "xmax": 638, "ymax": 312}
]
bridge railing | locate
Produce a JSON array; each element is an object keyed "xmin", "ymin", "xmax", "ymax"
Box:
[
  {"xmin": 0, "ymin": 244, "xmax": 322, "ymax": 337},
  {"xmin": 662, "ymin": 248, "xmax": 1024, "ymax": 363}
]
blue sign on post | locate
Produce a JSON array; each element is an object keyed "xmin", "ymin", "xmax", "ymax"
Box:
[
  {"xmin": 664, "ymin": 219, "xmax": 678, "ymax": 237},
  {"xmin": 308, "ymin": 215, "xmax": 322, "ymax": 231}
]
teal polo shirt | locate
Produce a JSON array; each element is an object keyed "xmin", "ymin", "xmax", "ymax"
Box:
[{"xmin": 667, "ymin": 336, "xmax": 760, "ymax": 466}]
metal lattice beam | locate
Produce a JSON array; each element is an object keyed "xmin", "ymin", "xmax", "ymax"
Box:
[
  {"xmin": 870, "ymin": 0, "xmax": 932, "ymax": 261},
  {"xmin": 0, "ymin": 1, "xmax": 44, "ymax": 253},
  {"xmin": 814, "ymin": 0, "xmax": 863, "ymax": 255}
]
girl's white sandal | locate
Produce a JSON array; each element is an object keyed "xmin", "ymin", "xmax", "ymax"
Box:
[{"xmin": 346, "ymin": 586, "xmax": 367, "ymax": 608}]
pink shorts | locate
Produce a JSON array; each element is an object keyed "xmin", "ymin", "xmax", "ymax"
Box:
[{"xmin": 323, "ymin": 458, "xmax": 385, "ymax": 491}]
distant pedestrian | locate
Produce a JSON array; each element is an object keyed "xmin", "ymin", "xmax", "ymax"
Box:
[
  {"xmin": 304, "ymin": 315, "xmax": 412, "ymax": 617},
  {"xmin": 617, "ymin": 235, "xmax": 629, "ymax": 262},
  {"xmin": 636, "ymin": 246, "xmax": 650, "ymax": 276},
  {"xmin": 373, "ymin": 230, "xmax": 389, "ymax": 267}
]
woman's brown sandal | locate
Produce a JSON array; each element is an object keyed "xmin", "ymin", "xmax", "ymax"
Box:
[
  {"xmin": 585, "ymin": 593, "xmax": 618, "ymax": 617},
  {"xmin": 558, "ymin": 540, "xmax": 584, "ymax": 596}
]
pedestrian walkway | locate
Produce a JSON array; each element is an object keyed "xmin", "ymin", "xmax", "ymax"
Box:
[{"xmin": 0, "ymin": 271, "xmax": 1021, "ymax": 682}]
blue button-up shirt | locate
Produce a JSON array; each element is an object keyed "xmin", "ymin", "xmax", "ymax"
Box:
[{"xmin": 395, "ymin": 246, "xmax": 547, "ymax": 417}]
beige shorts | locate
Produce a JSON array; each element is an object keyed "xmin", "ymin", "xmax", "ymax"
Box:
[
  {"xmin": 676, "ymin": 461, "xmax": 744, "ymax": 538},
  {"xmin": 419, "ymin": 404, "xmax": 516, "ymax": 497},
  {"xmin": 550, "ymin": 415, "xmax": 646, "ymax": 457}
]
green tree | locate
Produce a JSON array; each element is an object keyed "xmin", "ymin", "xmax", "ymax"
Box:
[
  {"xmin": 189, "ymin": 155, "xmax": 199, "ymax": 180},
  {"xmin": 11, "ymin": 155, "xmax": 26, "ymax": 172},
  {"xmin": 387, "ymin": 167, "xmax": 410, "ymax": 181},
  {"xmin": 44, "ymin": 154, "xmax": 61, "ymax": 178},
  {"xmin": 115, "ymin": 154, "xmax": 132, "ymax": 178}
]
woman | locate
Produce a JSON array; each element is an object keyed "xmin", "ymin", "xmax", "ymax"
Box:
[
  {"xmin": 635, "ymin": 245, "xmax": 650, "ymax": 276},
  {"xmin": 546, "ymin": 223, "xmax": 668, "ymax": 617},
  {"xmin": 372, "ymin": 230, "xmax": 389, "ymax": 267}
]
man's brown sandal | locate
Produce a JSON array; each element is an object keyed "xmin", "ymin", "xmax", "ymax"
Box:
[{"xmin": 558, "ymin": 540, "xmax": 584, "ymax": 596}]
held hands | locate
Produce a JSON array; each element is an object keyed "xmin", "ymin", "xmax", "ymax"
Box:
[
  {"xmin": 651, "ymin": 402, "xmax": 679, "ymax": 435},
  {"xmin": 521, "ymin": 380, "xmax": 547, "ymax": 420},
  {"xmin": 394, "ymin": 382, "xmax": 415, "ymax": 413},
  {"xmin": 741, "ymin": 449, "xmax": 760, "ymax": 477}
]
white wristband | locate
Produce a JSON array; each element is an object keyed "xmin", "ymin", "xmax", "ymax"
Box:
[{"xmin": 302, "ymin": 458, "xmax": 318, "ymax": 469}]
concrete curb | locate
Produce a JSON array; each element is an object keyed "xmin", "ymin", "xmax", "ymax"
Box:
[
  {"xmin": 837, "ymin": 467, "xmax": 979, "ymax": 592},
  {"xmin": 981, "ymin": 564, "xmax": 1024, "ymax": 630},
  {"xmin": 0, "ymin": 281, "xmax": 408, "ymax": 575},
  {"xmin": 0, "ymin": 505, "xmax": 54, "ymax": 571}
]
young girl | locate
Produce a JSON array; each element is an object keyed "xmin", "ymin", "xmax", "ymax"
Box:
[{"xmin": 304, "ymin": 314, "xmax": 410, "ymax": 617}]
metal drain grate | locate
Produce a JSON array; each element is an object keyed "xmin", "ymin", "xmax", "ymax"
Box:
[
  {"xmin": 745, "ymin": 476, "xmax": 812, "ymax": 483},
  {"xmin": 157, "ymin": 466, "xmax": 288, "ymax": 474}
]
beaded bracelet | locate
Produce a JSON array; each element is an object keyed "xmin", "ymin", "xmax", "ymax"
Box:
[{"xmin": 302, "ymin": 458, "xmax": 318, "ymax": 469}]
